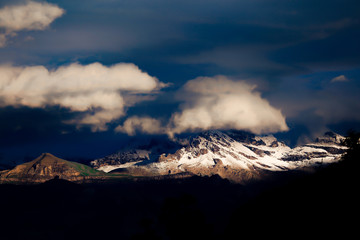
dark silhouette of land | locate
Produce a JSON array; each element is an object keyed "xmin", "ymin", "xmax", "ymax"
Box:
[{"xmin": 0, "ymin": 132, "xmax": 358, "ymax": 240}]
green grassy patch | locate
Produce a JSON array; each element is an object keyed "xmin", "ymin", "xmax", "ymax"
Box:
[{"xmin": 66, "ymin": 161, "xmax": 105, "ymax": 177}]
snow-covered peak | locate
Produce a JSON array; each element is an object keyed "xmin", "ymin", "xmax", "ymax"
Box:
[{"xmin": 198, "ymin": 130, "xmax": 234, "ymax": 143}]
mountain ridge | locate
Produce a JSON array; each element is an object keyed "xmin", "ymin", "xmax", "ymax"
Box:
[
  {"xmin": 92, "ymin": 130, "xmax": 347, "ymax": 183},
  {"xmin": 0, "ymin": 131, "xmax": 348, "ymax": 184}
]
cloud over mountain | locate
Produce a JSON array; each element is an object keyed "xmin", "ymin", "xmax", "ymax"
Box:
[
  {"xmin": 0, "ymin": 62, "xmax": 165, "ymax": 131},
  {"xmin": 116, "ymin": 76, "xmax": 289, "ymax": 137},
  {"xmin": 0, "ymin": 0, "xmax": 64, "ymax": 47},
  {"xmin": 169, "ymin": 76, "xmax": 289, "ymax": 135}
]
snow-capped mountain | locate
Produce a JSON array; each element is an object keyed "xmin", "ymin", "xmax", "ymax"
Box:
[
  {"xmin": 91, "ymin": 137, "xmax": 181, "ymax": 172},
  {"xmin": 91, "ymin": 130, "xmax": 347, "ymax": 183}
]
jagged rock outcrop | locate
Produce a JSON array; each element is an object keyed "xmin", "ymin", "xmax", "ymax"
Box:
[{"xmin": 91, "ymin": 149, "xmax": 151, "ymax": 168}]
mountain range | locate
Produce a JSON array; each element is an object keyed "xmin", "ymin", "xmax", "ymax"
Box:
[
  {"xmin": 0, "ymin": 131, "xmax": 347, "ymax": 184},
  {"xmin": 91, "ymin": 130, "xmax": 347, "ymax": 183}
]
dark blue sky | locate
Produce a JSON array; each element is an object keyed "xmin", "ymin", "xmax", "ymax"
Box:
[{"xmin": 0, "ymin": 0, "xmax": 360, "ymax": 165}]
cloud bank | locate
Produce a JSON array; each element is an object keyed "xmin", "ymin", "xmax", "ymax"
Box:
[
  {"xmin": 0, "ymin": 62, "xmax": 165, "ymax": 131},
  {"xmin": 0, "ymin": 0, "xmax": 64, "ymax": 47},
  {"xmin": 117, "ymin": 76, "xmax": 289, "ymax": 137}
]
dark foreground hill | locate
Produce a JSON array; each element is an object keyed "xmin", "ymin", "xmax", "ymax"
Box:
[
  {"xmin": 0, "ymin": 156, "xmax": 358, "ymax": 240},
  {"xmin": 225, "ymin": 157, "xmax": 359, "ymax": 239}
]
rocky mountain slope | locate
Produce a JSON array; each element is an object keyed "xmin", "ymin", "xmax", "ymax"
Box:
[
  {"xmin": 0, "ymin": 153, "xmax": 105, "ymax": 183},
  {"xmin": 92, "ymin": 131, "xmax": 347, "ymax": 183},
  {"xmin": 91, "ymin": 138, "xmax": 181, "ymax": 172}
]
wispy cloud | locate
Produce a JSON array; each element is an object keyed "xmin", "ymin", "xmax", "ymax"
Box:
[
  {"xmin": 0, "ymin": 1, "xmax": 64, "ymax": 47},
  {"xmin": 115, "ymin": 116, "xmax": 167, "ymax": 136},
  {"xmin": 331, "ymin": 75, "xmax": 349, "ymax": 83}
]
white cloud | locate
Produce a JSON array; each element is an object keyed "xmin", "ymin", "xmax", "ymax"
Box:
[
  {"xmin": 0, "ymin": 62, "xmax": 165, "ymax": 131},
  {"xmin": 168, "ymin": 76, "xmax": 289, "ymax": 136},
  {"xmin": 115, "ymin": 116, "xmax": 167, "ymax": 136},
  {"xmin": 331, "ymin": 75, "xmax": 348, "ymax": 83},
  {"xmin": 0, "ymin": 0, "xmax": 64, "ymax": 47},
  {"xmin": 116, "ymin": 76, "xmax": 289, "ymax": 137}
]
